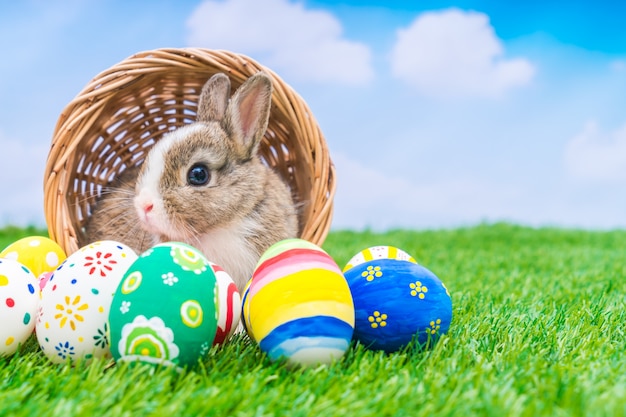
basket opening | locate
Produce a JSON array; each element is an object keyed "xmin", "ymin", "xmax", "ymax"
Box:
[{"xmin": 45, "ymin": 49, "xmax": 334, "ymax": 256}]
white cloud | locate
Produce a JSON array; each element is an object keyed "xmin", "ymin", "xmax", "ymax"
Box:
[
  {"xmin": 564, "ymin": 121, "xmax": 626, "ymax": 182},
  {"xmin": 390, "ymin": 8, "xmax": 535, "ymax": 98},
  {"xmin": 185, "ymin": 0, "xmax": 374, "ymax": 85}
]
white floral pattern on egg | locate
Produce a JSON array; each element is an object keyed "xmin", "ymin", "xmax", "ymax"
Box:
[{"xmin": 36, "ymin": 241, "xmax": 137, "ymax": 364}]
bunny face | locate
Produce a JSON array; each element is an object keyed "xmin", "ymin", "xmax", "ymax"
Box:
[
  {"xmin": 84, "ymin": 71, "xmax": 298, "ymax": 291},
  {"xmin": 134, "ymin": 121, "xmax": 266, "ymax": 243}
]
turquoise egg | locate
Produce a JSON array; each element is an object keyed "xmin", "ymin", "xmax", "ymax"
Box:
[
  {"xmin": 344, "ymin": 255, "xmax": 452, "ymax": 353},
  {"xmin": 108, "ymin": 242, "xmax": 218, "ymax": 370}
]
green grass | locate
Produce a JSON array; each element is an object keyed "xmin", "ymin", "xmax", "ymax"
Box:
[{"xmin": 2, "ymin": 223, "xmax": 626, "ymax": 416}]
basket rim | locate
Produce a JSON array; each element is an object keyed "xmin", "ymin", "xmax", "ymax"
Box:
[{"xmin": 44, "ymin": 47, "xmax": 336, "ymax": 256}]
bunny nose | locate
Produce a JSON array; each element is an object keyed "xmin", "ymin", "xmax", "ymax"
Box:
[{"xmin": 143, "ymin": 203, "xmax": 154, "ymax": 214}]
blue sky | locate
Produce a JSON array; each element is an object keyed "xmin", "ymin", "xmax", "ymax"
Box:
[{"xmin": 1, "ymin": 0, "xmax": 625, "ymax": 231}]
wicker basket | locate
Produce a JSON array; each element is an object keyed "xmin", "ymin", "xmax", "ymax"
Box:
[{"xmin": 44, "ymin": 48, "xmax": 335, "ymax": 256}]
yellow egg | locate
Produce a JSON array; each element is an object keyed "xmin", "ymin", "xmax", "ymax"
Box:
[{"xmin": 0, "ymin": 236, "xmax": 67, "ymax": 279}]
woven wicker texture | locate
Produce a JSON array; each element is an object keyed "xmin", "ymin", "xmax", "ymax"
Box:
[{"xmin": 44, "ymin": 48, "xmax": 335, "ymax": 256}]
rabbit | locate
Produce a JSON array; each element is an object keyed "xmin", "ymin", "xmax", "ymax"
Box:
[
  {"xmin": 83, "ymin": 72, "xmax": 299, "ymax": 291},
  {"xmin": 83, "ymin": 165, "xmax": 153, "ymax": 252}
]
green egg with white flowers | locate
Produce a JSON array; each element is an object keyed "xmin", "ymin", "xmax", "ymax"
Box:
[{"xmin": 108, "ymin": 242, "xmax": 218, "ymax": 370}]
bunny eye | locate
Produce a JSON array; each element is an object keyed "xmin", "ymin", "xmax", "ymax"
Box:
[{"xmin": 187, "ymin": 164, "xmax": 211, "ymax": 186}]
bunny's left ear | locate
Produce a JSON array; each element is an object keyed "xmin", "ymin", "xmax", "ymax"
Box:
[
  {"xmin": 197, "ymin": 73, "xmax": 231, "ymax": 123},
  {"xmin": 223, "ymin": 72, "xmax": 272, "ymax": 160}
]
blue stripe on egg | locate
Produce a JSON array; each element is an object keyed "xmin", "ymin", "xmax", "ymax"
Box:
[
  {"xmin": 259, "ymin": 316, "xmax": 353, "ymax": 361},
  {"xmin": 269, "ymin": 338, "xmax": 350, "ymax": 363}
]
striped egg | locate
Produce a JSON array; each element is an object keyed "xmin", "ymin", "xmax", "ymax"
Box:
[
  {"xmin": 210, "ymin": 262, "xmax": 241, "ymax": 345},
  {"xmin": 244, "ymin": 239, "xmax": 354, "ymax": 367},
  {"xmin": 343, "ymin": 245, "xmax": 417, "ymax": 271}
]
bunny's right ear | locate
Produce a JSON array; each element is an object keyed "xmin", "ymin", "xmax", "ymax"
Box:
[
  {"xmin": 223, "ymin": 72, "xmax": 272, "ymax": 160},
  {"xmin": 197, "ymin": 73, "xmax": 231, "ymax": 122}
]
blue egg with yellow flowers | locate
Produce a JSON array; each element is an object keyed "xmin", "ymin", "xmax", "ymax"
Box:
[{"xmin": 343, "ymin": 246, "xmax": 452, "ymax": 353}]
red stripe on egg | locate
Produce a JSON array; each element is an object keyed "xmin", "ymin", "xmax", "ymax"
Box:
[
  {"xmin": 213, "ymin": 282, "xmax": 238, "ymax": 345},
  {"xmin": 249, "ymin": 249, "xmax": 340, "ymax": 297}
]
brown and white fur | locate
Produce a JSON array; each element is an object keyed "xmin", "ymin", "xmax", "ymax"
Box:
[{"xmin": 83, "ymin": 72, "xmax": 298, "ymax": 291}]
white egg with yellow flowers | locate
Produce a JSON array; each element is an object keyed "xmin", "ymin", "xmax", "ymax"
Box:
[{"xmin": 36, "ymin": 241, "xmax": 137, "ymax": 363}]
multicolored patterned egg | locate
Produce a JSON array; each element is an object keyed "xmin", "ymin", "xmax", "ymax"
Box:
[
  {"xmin": 244, "ymin": 238, "xmax": 354, "ymax": 367},
  {"xmin": 0, "ymin": 258, "xmax": 39, "ymax": 355},
  {"xmin": 1, "ymin": 236, "xmax": 67, "ymax": 280},
  {"xmin": 39, "ymin": 271, "xmax": 53, "ymax": 291},
  {"xmin": 108, "ymin": 242, "xmax": 218, "ymax": 370},
  {"xmin": 343, "ymin": 246, "xmax": 452, "ymax": 353},
  {"xmin": 210, "ymin": 262, "xmax": 241, "ymax": 345},
  {"xmin": 343, "ymin": 245, "xmax": 417, "ymax": 271},
  {"xmin": 241, "ymin": 278, "xmax": 253, "ymax": 339},
  {"xmin": 36, "ymin": 241, "xmax": 137, "ymax": 364}
]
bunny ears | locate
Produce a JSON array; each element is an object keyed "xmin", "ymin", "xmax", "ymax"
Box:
[{"xmin": 197, "ymin": 72, "xmax": 273, "ymax": 160}]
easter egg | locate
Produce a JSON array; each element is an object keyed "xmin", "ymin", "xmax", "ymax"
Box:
[
  {"xmin": 39, "ymin": 271, "xmax": 53, "ymax": 291},
  {"xmin": 210, "ymin": 262, "xmax": 241, "ymax": 345},
  {"xmin": 343, "ymin": 245, "xmax": 417, "ymax": 271},
  {"xmin": 0, "ymin": 258, "xmax": 39, "ymax": 355},
  {"xmin": 343, "ymin": 247, "xmax": 452, "ymax": 353},
  {"xmin": 108, "ymin": 242, "xmax": 219, "ymax": 370},
  {"xmin": 36, "ymin": 241, "xmax": 137, "ymax": 364},
  {"xmin": 241, "ymin": 278, "xmax": 252, "ymax": 338},
  {"xmin": 244, "ymin": 238, "xmax": 354, "ymax": 367},
  {"xmin": 1, "ymin": 236, "xmax": 66, "ymax": 280}
]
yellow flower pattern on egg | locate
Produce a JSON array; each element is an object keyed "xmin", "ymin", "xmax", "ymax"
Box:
[
  {"xmin": 428, "ymin": 319, "xmax": 442, "ymax": 335},
  {"xmin": 361, "ymin": 265, "xmax": 383, "ymax": 281},
  {"xmin": 409, "ymin": 281, "xmax": 428, "ymax": 299},
  {"xmin": 368, "ymin": 311, "xmax": 388, "ymax": 328},
  {"xmin": 54, "ymin": 295, "xmax": 88, "ymax": 331}
]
